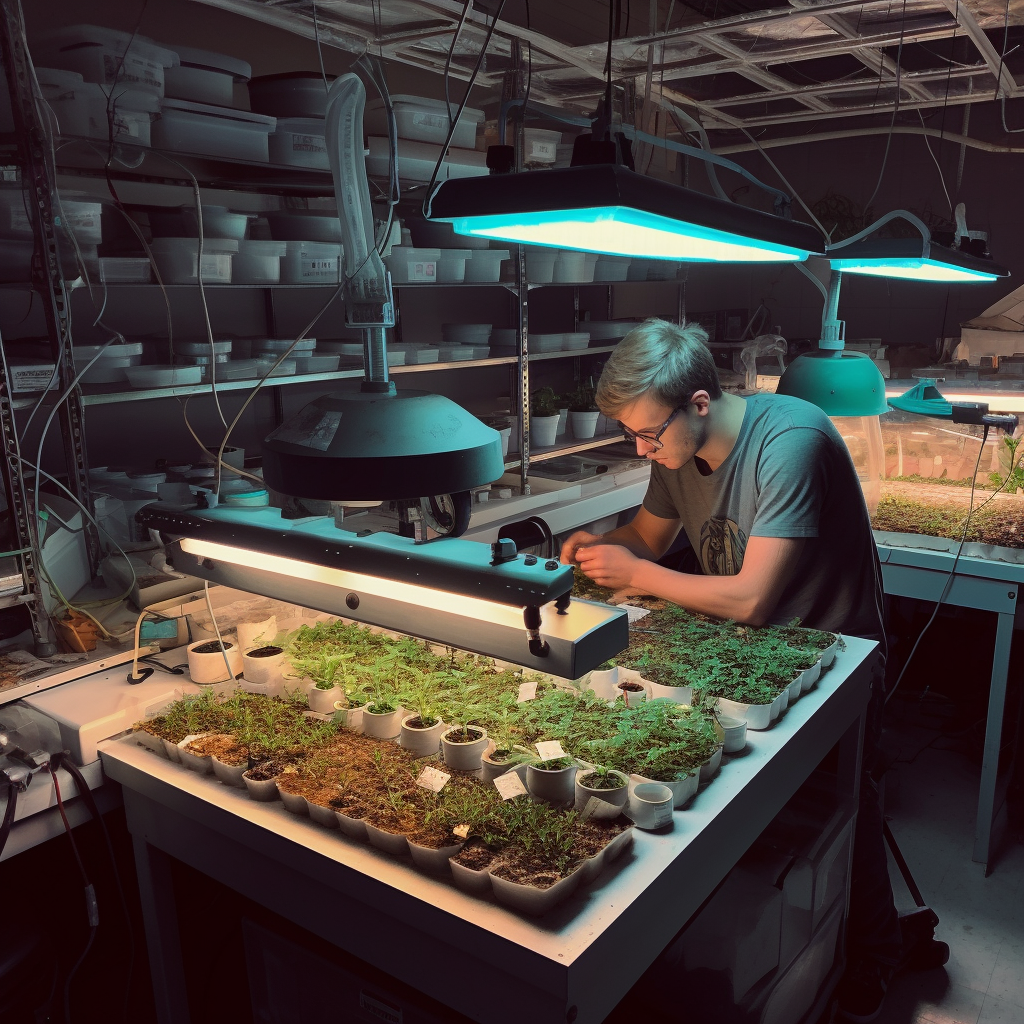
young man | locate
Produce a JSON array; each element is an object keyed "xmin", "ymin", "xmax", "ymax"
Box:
[{"xmin": 561, "ymin": 318, "xmax": 902, "ymax": 1023}]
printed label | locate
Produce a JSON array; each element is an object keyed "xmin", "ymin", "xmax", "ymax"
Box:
[
  {"xmin": 299, "ymin": 257, "xmax": 338, "ymax": 281},
  {"xmin": 517, "ymin": 681, "xmax": 538, "ymax": 703},
  {"xmin": 619, "ymin": 604, "xmax": 652, "ymax": 624},
  {"xmin": 415, "ymin": 766, "xmax": 451, "ymax": 793},
  {"xmin": 292, "ymin": 133, "xmax": 326, "ymax": 154},
  {"xmin": 453, "ymin": 823, "xmax": 471, "ymax": 839},
  {"xmin": 493, "ymin": 771, "xmax": 527, "ymax": 800},
  {"xmin": 102, "ymin": 52, "xmax": 163, "ymax": 92},
  {"xmin": 412, "ymin": 111, "xmax": 447, "ymax": 130},
  {"xmin": 535, "ymin": 740, "xmax": 566, "ymax": 761},
  {"xmin": 359, "ymin": 991, "xmax": 403, "ymax": 1024},
  {"xmin": 407, "ymin": 260, "xmax": 436, "ymax": 282},
  {"xmin": 529, "ymin": 141, "xmax": 556, "ymax": 161}
]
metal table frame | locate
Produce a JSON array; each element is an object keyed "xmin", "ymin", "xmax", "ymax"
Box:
[
  {"xmin": 875, "ymin": 537, "xmax": 1024, "ymax": 873},
  {"xmin": 99, "ymin": 637, "xmax": 875, "ymax": 1024}
]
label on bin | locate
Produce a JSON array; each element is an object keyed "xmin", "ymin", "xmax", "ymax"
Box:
[
  {"xmin": 529, "ymin": 140, "xmax": 556, "ymax": 161},
  {"xmin": 415, "ymin": 766, "xmax": 450, "ymax": 792},
  {"xmin": 102, "ymin": 53, "xmax": 163, "ymax": 92},
  {"xmin": 493, "ymin": 771, "xmax": 527, "ymax": 800},
  {"xmin": 291, "ymin": 133, "xmax": 326, "ymax": 155},
  {"xmin": 412, "ymin": 111, "xmax": 446, "ymax": 131},
  {"xmin": 407, "ymin": 260, "xmax": 436, "ymax": 282}
]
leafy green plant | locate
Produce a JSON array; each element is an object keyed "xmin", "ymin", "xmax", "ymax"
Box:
[
  {"xmin": 290, "ymin": 651, "xmax": 355, "ymax": 691},
  {"xmin": 990, "ymin": 435, "xmax": 1024, "ymax": 493},
  {"xmin": 566, "ymin": 383, "xmax": 598, "ymax": 413},
  {"xmin": 530, "ymin": 386, "xmax": 559, "ymax": 417},
  {"xmin": 398, "ymin": 665, "xmax": 444, "ymax": 727}
]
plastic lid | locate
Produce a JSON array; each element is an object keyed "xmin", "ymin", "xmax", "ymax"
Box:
[
  {"xmin": 36, "ymin": 67, "xmax": 85, "ymax": 89},
  {"xmin": 148, "ymin": 237, "xmax": 240, "ymax": 252},
  {"xmin": 160, "ymin": 97, "xmax": 276, "ymax": 127},
  {"xmin": 370, "ymin": 94, "xmax": 485, "ymax": 123},
  {"xmin": 283, "ymin": 240, "xmax": 341, "ymax": 255},
  {"xmin": 275, "ymin": 117, "xmax": 327, "ymax": 131},
  {"xmin": 388, "ymin": 246, "xmax": 441, "ymax": 259},
  {"xmin": 236, "ymin": 239, "xmax": 288, "ymax": 255},
  {"xmin": 73, "ymin": 342, "xmax": 144, "ymax": 357},
  {"xmin": 170, "ymin": 44, "xmax": 251, "ymax": 81},
  {"xmin": 176, "ymin": 340, "xmax": 233, "ymax": 355},
  {"xmin": 35, "ymin": 25, "xmax": 179, "ymax": 67}
]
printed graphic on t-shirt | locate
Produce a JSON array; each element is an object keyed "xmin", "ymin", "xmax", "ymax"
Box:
[{"xmin": 700, "ymin": 516, "xmax": 746, "ymax": 575}]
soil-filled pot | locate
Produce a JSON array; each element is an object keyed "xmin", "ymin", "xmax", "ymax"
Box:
[
  {"xmin": 361, "ymin": 706, "xmax": 403, "ymax": 740},
  {"xmin": 770, "ymin": 688, "xmax": 790, "ymax": 722},
  {"xmin": 186, "ymin": 639, "xmax": 242, "ymax": 685},
  {"xmin": 450, "ymin": 843, "xmax": 496, "ymax": 895},
  {"xmin": 334, "ymin": 806, "xmax": 368, "ymax": 840},
  {"xmin": 717, "ymin": 695, "xmax": 774, "ymax": 731},
  {"xmin": 574, "ymin": 770, "xmax": 629, "ymax": 818},
  {"xmin": 699, "ymin": 746, "xmax": 724, "ymax": 784},
  {"xmin": 480, "ymin": 749, "xmax": 528, "ymax": 782},
  {"xmin": 134, "ymin": 728, "xmax": 166, "ymax": 757},
  {"xmin": 717, "ymin": 715, "xmax": 747, "ymax": 753},
  {"xmin": 788, "ymin": 674, "xmax": 803, "ymax": 704},
  {"xmin": 531, "ymin": 414, "xmax": 560, "ymax": 448},
  {"xmin": 569, "ymin": 410, "xmax": 600, "ymax": 439},
  {"xmin": 161, "ymin": 737, "xmax": 183, "ymax": 763},
  {"xmin": 629, "ymin": 770, "xmax": 698, "ymax": 810},
  {"xmin": 586, "ymin": 666, "xmax": 619, "ymax": 702},
  {"xmin": 399, "ymin": 715, "xmax": 445, "ymax": 757},
  {"xmin": 364, "ymin": 822, "xmax": 410, "ymax": 857},
  {"xmin": 307, "ymin": 684, "xmax": 344, "ymax": 715},
  {"xmin": 408, "ymin": 839, "xmax": 463, "ymax": 873},
  {"xmin": 236, "ymin": 616, "xmax": 276, "ymax": 652},
  {"xmin": 440, "ymin": 727, "xmax": 489, "ymax": 771},
  {"xmin": 604, "ymin": 823, "xmax": 635, "ymax": 863},
  {"xmin": 616, "ymin": 681, "xmax": 647, "ymax": 707},
  {"xmin": 277, "ymin": 787, "xmax": 309, "ymax": 816},
  {"xmin": 628, "ymin": 782, "xmax": 674, "ymax": 829},
  {"xmin": 177, "ymin": 734, "xmax": 213, "ymax": 775},
  {"xmin": 526, "ymin": 760, "xmax": 578, "ymax": 805},
  {"xmin": 647, "ymin": 680, "xmax": 693, "ymax": 704},
  {"xmin": 306, "ymin": 799, "xmax": 339, "ymax": 829},
  {"xmin": 242, "ymin": 763, "xmax": 282, "ymax": 801},
  {"xmin": 242, "ymin": 645, "xmax": 287, "ymax": 686},
  {"xmin": 211, "ymin": 753, "xmax": 248, "ymax": 788},
  {"xmin": 801, "ymin": 659, "xmax": 823, "ymax": 693},
  {"xmin": 820, "ymin": 638, "xmax": 840, "ymax": 668},
  {"xmin": 489, "ymin": 863, "xmax": 582, "ymax": 916},
  {"xmin": 341, "ymin": 706, "xmax": 364, "ymax": 733}
]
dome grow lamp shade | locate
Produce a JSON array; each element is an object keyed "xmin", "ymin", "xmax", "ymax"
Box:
[{"xmin": 426, "ymin": 164, "xmax": 825, "ymax": 263}]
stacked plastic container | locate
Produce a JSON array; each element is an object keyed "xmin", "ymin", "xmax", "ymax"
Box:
[
  {"xmin": 248, "ymin": 72, "xmax": 332, "ymax": 171},
  {"xmin": 440, "ymin": 323, "xmax": 491, "ymax": 360}
]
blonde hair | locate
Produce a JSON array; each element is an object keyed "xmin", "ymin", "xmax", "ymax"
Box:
[{"xmin": 595, "ymin": 318, "xmax": 722, "ymax": 416}]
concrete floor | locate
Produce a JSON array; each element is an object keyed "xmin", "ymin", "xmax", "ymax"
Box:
[{"xmin": 876, "ymin": 715, "xmax": 1024, "ymax": 1024}]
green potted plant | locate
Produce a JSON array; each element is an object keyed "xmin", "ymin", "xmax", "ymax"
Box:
[
  {"xmin": 567, "ymin": 383, "xmax": 600, "ymax": 439},
  {"xmin": 353, "ymin": 657, "xmax": 403, "ymax": 739},
  {"xmin": 291, "ymin": 651, "xmax": 353, "ymax": 714},
  {"xmin": 530, "ymin": 387, "xmax": 561, "ymax": 448},
  {"xmin": 526, "ymin": 755, "xmax": 579, "ymax": 805},
  {"xmin": 398, "ymin": 666, "xmax": 447, "ymax": 756},
  {"xmin": 574, "ymin": 764, "xmax": 629, "ymax": 818},
  {"xmin": 439, "ymin": 676, "xmax": 492, "ymax": 771}
]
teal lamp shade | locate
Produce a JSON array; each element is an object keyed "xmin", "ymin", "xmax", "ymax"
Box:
[
  {"xmin": 427, "ymin": 164, "xmax": 824, "ymax": 264},
  {"xmin": 777, "ymin": 350, "xmax": 889, "ymax": 417},
  {"xmin": 827, "ymin": 238, "xmax": 1009, "ymax": 284}
]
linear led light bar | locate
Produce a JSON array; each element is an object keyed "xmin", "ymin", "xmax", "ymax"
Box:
[{"xmin": 427, "ymin": 164, "xmax": 825, "ymax": 264}]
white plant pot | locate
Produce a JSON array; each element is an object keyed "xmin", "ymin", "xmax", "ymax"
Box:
[
  {"xmin": 526, "ymin": 763, "xmax": 578, "ymax": 805},
  {"xmin": 717, "ymin": 695, "xmax": 774, "ymax": 731},
  {"xmin": 586, "ymin": 666, "xmax": 619, "ymax": 702},
  {"xmin": 531, "ymin": 414, "xmax": 560, "ymax": 448},
  {"xmin": 342, "ymin": 706, "xmax": 364, "ymax": 734},
  {"xmin": 307, "ymin": 685, "xmax": 344, "ymax": 714},
  {"xmin": 211, "ymin": 753, "xmax": 248, "ymax": 787},
  {"xmin": 604, "ymin": 826, "xmax": 635, "ymax": 863},
  {"xmin": 177, "ymin": 734, "xmax": 213, "ymax": 775},
  {"xmin": 408, "ymin": 840, "xmax": 463, "ymax": 874},
  {"xmin": 569, "ymin": 410, "xmax": 600, "ymax": 439},
  {"xmin": 574, "ymin": 770, "xmax": 629, "ymax": 818},
  {"xmin": 648, "ymin": 681, "xmax": 693, "ymax": 704},
  {"xmin": 480, "ymin": 750, "xmax": 528, "ymax": 782},
  {"xmin": 788, "ymin": 674, "xmax": 803, "ymax": 704},
  {"xmin": 162, "ymin": 737, "xmax": 183, "ymax": 763},
  {"xmin": 306, "ymin": 799, "xmax": 339, "ymax": 828},
  {"xmin": 629, "ymin": 770, "xmax": 698, "ymax": 810},
  {"xmin": 579, "ymin": 848, "xmax": 606, "ymax": 884},
  {"xmin": 717, "ymin": 715, "xmax": 747, "ymax": 753},
  {"xmin": 278, "ymin": 787, "xmax": 309, "ymax": 815},
  {"xmin": 449, "ymin": 856, "xmax": 493, "ymax": 895},
  {"xmin": 364, "ymin": 822, "xmax": 410, "ymax": 857},
  {"xmin": 361, "ymin": 707, "xmax": 403, "ymax": 740},
  {"xmin": 242, "ymin": 767, "xmax": 280, "ymax": 801},
  {"xmin": 628, "ymin": 782, "xmax": 675, "ymax": 829},
  {"xmin": 334, "ymin": 808, "xmax": 368, "ymax": 840},
  {"xmin": 236, "ymin": 616, "xmax": 277, "ymax": 651},
  {"xmin": 770, "ymin": 688, "xmax": 790, "ymax": 722},
  {"xmin": 489, "ymin": 864, "xmax": 581, "ymax": 916},
  {"xmin": 820, "ymin": 638, "xmax": 840, "ymax": 668},
  {"xmin": 801, "ymin": 659, "xmax": 823, "ymax": 692},
  {"xmin": 441, "ymin": 727, "xmax": 489, "ymax": 771},
  {"xmin": 400, "ymin": 715, "xmax": 445, "ymax": 756},
  {"xmin": 242, "ymin": 646, "xmax": 287, "ymax": 686},
  {"xmin": 616, "ymin": 681, "xmax": 647, "ymax": 707},
  {"xmin": 699, "ymin": 746, "xmax": 724, "ymax": 784},
  {"xmin": 135, "ymin": 729, "xmax": 166, "ymax": 757},
  {"xmin": 186, "ymin": 639, "xmax": 243, "ymax": 685}
]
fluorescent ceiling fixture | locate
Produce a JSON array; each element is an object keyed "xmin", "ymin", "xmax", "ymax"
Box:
[
  {"xmin": 831, "ymin": 259, "xmax": 1001, "ymax": 284},
  {"xmin": 428, "ymin": 164, "xmax": 824, "ymax": 265}
]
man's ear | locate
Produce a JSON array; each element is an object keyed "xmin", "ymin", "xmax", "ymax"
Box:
[{"xmin": 691, "ymin": 390, "xmax": 712, "ymax": 417}]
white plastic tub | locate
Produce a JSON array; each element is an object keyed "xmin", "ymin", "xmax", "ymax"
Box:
[
  {"xmin": 269, "ymin": 117, "xmax": 328, "ymax": 169},
  {"xmin": 254, "ymin": 357, "xmax": 297, "ymax": 377},
  {"xmin": 389, "ymin": 344, "xmax": 440, "ymax": 364},
  {"xmin": 386, "ymin": 246, "xmax": 440, "ymax": 284},
  {"xmin": 436, "ymin": 249, "xmax": 474, "ymax": 283},
  {"xmin": 210, "ymin": 359, "xmax": 259, "ymax": 381},
  {"xmin": 280, "ymin": 241, "xmax": 340, "ymax": 284},
  {"xmin": 149, "ymin": 237, "xmax": 237, "ymax": 284},
  {"xmin": 292, "ymin": 354, "xmax": 340, "ymax": 374},
  {"xmin": 525, "ymin": 247, "xmax": 558, "ymax": 283},
  {"xmin": 175, "ymin": 340, "xmax": 233, "ymax": 357},
  {"xmin": 524, "ymin": 128, "xmax": 561, "ymax": 164},
  {"xmin": 252, "ymin": 337, "xmax": 316, "ymax": 354},
  {"xmin": 439, "ymin": 345, "xmax": 488, "ymax": 361},
  {"xmin": 248, "ymin": 73, "xmax": 332, "ymax": 118},
  {"xmin": 99, "ymin": 257, "xmax": 151, "ymax": 283},
  {"xmin": 73, "ymin": 343, "xmax": 143, "ymax": 384},
  {"xmin": 40, "ymin": 75, "xmax": 155, "ymax": 146},
  {"xmin": 266, "ymin": 211, "xmax": 341, "ymax": 243},
  {"xmin": 528, "ymin": 333, "xmax": 563, "ymax": 353},
  {"xmin": 464, "ymin": 249, "xmax": 509, "ymax": 284},
  {"xmin": 365, "ymin": 94, "xmax": 484, "ymax": 149},
  {"xmin": 365, "ymin": 136, "xmax": 488, "ymax": 182},
  {"xmin": 153, "ymin": 99, "xmax": 276, "ymax": 162},
  {"xmin": 61, "ymin": 200, "xmax": 103, "ymax": 245},
  {"xmin": 562, "ymin": 332, "xmax": 591, "ymax": 351},
  {"xmin": 441, "ymin": 323, "xmax": 492, "ymax": 343},
  {"xmin": 125, "ymin": 364, "xmax": 202, "ymax": 388},
  {"xmin": 148, "ymin": 205, "xmax": 253, "ymax": 240},
  {"xmin": 553, "ymin": 250, "xmax": 589, "ymax": 283},
  {"xmin": 595, "ymin": 255, "xmax": 632, "ymax": 281},
  {"xmin": 164, "ymin": 45, "xmax": 251, "ymax": 106},
  {"xmin": 234, "ymin": 239, "xmax": 286, "ymax": 284}
]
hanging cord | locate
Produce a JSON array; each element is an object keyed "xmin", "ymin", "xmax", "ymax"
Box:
[
  {"xmin": 864, "ymin": 0, "xmax": 908, "ymax": 216},
  {"xmin": 203, "ymin": 581, "xmax": 236, "ymax": 682},
  {"xmin": 311, "ymin": 0, "xmax": 330, "ymax": 93},
  {"xmin": 443, "ymin": 0, "xmax": 474, "ymax": 132}
]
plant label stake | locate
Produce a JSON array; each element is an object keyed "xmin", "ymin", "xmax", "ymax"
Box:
[
  {"xmin": 416, "ymin": 766, "xmax": 451, "ymax": 793},
  {"xmin": 493, "ymin": 772, "xmax": 528, "ymax": 800},
  {"xmin": 453, "ymin": 824, "xmax": 471, "ymax": 839},
  {"xmin": 517, "ymin": 680, "xmax": 538, "ymax": 703},
  {"xmin": 302, "ymin": 710, "xmax": 333, "ymax": 722},
  {"xmin": 536, "ymin": 740, "xmax": 566, "ymax": 760},
  {"xmin": 618, "ymin": 604, "xmax": 651, "ymax": 623}
]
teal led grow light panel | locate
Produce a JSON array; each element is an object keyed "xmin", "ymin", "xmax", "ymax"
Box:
[
  {"xmin": 445, "ymin": 207, "xmax": 813, "ymax": 263},
  {"xmin": 830, "ymin": 259, "xmax": 1001, "ymax": 283}
]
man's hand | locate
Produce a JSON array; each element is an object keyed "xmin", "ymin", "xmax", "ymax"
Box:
[
  {"xmin": 574, "ymin": 543, "xmax": 642, "ymax": 591},
  {"xmin": 560, "ymin": 530, "xmax": 602, "ymax": 565}
]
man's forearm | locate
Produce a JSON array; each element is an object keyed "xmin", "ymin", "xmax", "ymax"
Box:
[{"xmin": 631, "ymin": 560, "xmax": 766, "ymax": 625}]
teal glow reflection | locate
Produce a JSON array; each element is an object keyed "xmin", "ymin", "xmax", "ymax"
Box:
[
  {"xmin": 440, "ymin": 206, "xmax": 812, "ymax": 263},
  {"xmin": 831, "ymin": 258, "xmax": 999, "ymax": 283}
]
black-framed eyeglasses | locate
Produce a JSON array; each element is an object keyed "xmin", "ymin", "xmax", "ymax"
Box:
[{"xmin": 619, "ymin": 407, "xmax": 683, "ymax": 451}]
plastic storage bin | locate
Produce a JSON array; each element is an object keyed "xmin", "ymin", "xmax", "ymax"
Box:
[
  {"xmin": 280, "ymin": 241, "xmax": 341, "ymax": 284},
  {"xmin": 164, "ymin": 45, "xmax": 251, "ymax": 106},
  {"xmin": 436, "ymin": 249, "xmax": 474, "ymax": 283},
  {"xmin": 267, "ymin": 211, "xmax": 341, "ymax": 243},
  {"xmin": 388, "ymin": 344, "xmax": 440, "ymax": 364},
  {"xmin": 149, "ymin": 237, "xmax": 237, "ymax": 284},
  {"xmin": 252, "ymin": 337, "xmax": 316, "ymax": 354},
  {"xmin": 61, "ymin": 200, "xmax": 103, "ymax": 245},
  {"xmin": 125, "ymin": 364, "xmax": 203, "ymax": 388},
  {"xmin": 148, "ymin": 204, "xmax": 253, "ymax": 240},
  {"xmin": 175, "ymin": 340, "xmax": 233, "ymax": 358},
  {"xmin": 365, "ymin": 136, "xmax": 488, "ymax": 182},
  {"xmin": 99, "ymin": 257, "xmax": 152, "ymax": 283},
  {"xmin": 292, "ymin": 354, "xmax": 341, "ymax": 375},
  {"xmin": 524, "ymin": 128, "xmax": 561, "ymax": 164},
  {"xmin": 439, "ymin": 345, "xmax": 488, "ymax": 361},
  {"xmin": 248, "ymin": 73, "xmax": 333, "ymax": 118},
  {"xmin": 528, "ymin": 333, "xmax": 563, "ymax": 353},
  {"xmin": 365, "ymin": 94, "xmax": 484, "ymax": 149},
  {"xmin": 73, "ymin": 342, "xmax": 144, "ymax": 384},
  {"xmin": 562, "ymin": 332, "xmax": 591, "ymax": 351},
  {"xmin": 386, "ymin": 246, "xmax": 440, "ymax": 284},
  {"xmin": 234, "ymin": 239, "xmax": 286, "ymax": 284},
  {"xmin": 553, "ymin": 250, "xmax": 590, "ymax": 283},
  {"xmin": 595, "ymin": 255, "xmax": 632, "ymax": 281},
  {"xmin": 441, "ymin": 323, "xmax": 492, "ymax": 344},
  {"xmin": 464, "ymin": 248, "xmax": 509, "ymax": 283},
  {"xmin": 269, "ymin": 117, "xmax": 328, "ymax": 169},
  {"xmin": 153, "ymin": 99, "xmax": 276, "ymax": 162}
]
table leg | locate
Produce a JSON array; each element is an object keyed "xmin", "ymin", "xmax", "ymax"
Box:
[
  {"xmin": 133, "ymin": 836, "xmax": 191, "ymax": 1024},
  {"xmin": 972, "ymin": 610, "xmax": 1014, "ymax": 873}
]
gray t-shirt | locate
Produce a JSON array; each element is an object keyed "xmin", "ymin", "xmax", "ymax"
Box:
[{"xmin": 642, "ymin": 393, "xmax": 884, "ymax": 640}]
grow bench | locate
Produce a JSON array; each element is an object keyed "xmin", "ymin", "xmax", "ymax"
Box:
[{"xmin": 98, "ymin": 635, "xmax": 877, "ymax": 1024}]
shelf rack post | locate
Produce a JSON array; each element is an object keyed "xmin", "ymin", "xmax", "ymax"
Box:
[{"xmin": 1, "ymin": 0, "xmax": 100, "ymax": 573}]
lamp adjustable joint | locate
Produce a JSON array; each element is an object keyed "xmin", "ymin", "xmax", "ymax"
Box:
[{"xmin": 819, "ymin": 318, "xmax": 845, "ymax": 351}]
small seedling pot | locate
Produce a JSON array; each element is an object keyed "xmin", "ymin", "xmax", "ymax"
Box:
[
  {"xmin": 801, "ymin": 659, "xmax": 823, "ymax": 692},
  {"xmin": 236, "ymin": 615, "xmax": 276, "ymax": 652},
  {"xmin": 820, "ymin": 638, "xmax": 840, "ymax": 668},
  {"xmin": 134, "ymin": 729, "xmax": 166, "ymax": 757},
  {"xmin": 629, "ymin": 770, "xmax": 697, "ymax": 810},
  {"xmin": 647, "ymin": 680, "xmax": 693, "ymax": 704},
  {"xmin": 717, "ymin": 715, "xmax": 747, "ymax": 753},
  {"xmin": 186, "ymin": 639, "xmax": 242, "ymax": 685},
  {"xmin": 788, "ymin": 674, "xmax": 803, "ymax": 704},
  {"xmin": 628, "ymin": 783, "xmax": 675, "ymax": 829},
  {"xmin": 341, "ymin": 706, "xmax": 364, "ymax": 733},
  {"xmin": 616, "ymin": 680, "xmax": 647, "ymax": 707},
  {"xmin": 586, "ymin": 666, "xmax": 619, "ymax": 702},
  {"xmin": 440, "ymin": 727, "xmax": 489, "ymax": 771},
  {"xmin": 177, "ymin": 734, "xmax": 213, "ymax": 775},
  {"xmin": 480, "ymin": 748, "xmax": 527, "ymax": 782},
  {"xmin": 569, "ymin": 410, "xmax": 600, "ymax": 439},
  {"xmin": 161, "ymin": 737, "xmax": 183, "ymax": 763},
  {"xmin": 277, "ymin": 787, "xmax": 309, "ymax": 816},
  {"xmin": 361, "ymin": 706, "xmax": 403, "ymax": 739},
  {"xmin": 489, "ymin": 864, "xmax": 582, "ymax": 916},
  {"xmin": 242, "ymin": 766, "xmax": 281, "ymax": 802},
  {"xmin": 574, "ymin": 770, "xmax": 629, "ymax": 818},
  {"xmin": 770, "ymin": 688, "xmax": 790, "ymax": 722},
  {"xmin": 399, "ymin": 714, "xmax": 446, "ymax": 756},
  {"xmin": 449, "ymin": 855, "xmax": 494, "ymax": 895},
  {"xmin": 526, "ymin": 761, "xmax": 578, "ymax": 805},
  {"xmin": 307, "ymin": 684, "xmax": 344, "ymax": 715},
  {"xmin": 717, "ymin": 695, "xmax": 774, "ymax": 731},
  {"xmin": 306, "ymin": 799, "xmax": 339, "ymax": 828},
  {"xmin": 211, "ymin": 753, "xmax": 248, "ymax": 787},
  {"xmin": 408, "ymin": 839, "xmax": 463, "ymax": 874},
  {"xmin": 242, "ymin": 645, "xmax": 287, "ymax": 686},
  {"xmin": 364, "ymin": 822, "xmax": 410, "ymax": 857},
  {"xmin": 699, "ymin": 746, "xmax": 724, "ymax": 784},
  {"xmin": 334, "ymin": 808, "xmax": 368, "ymax": 840},
  {"xmin": 604, "ymin": 825, "xmax": 635, "ymax": 863}
]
